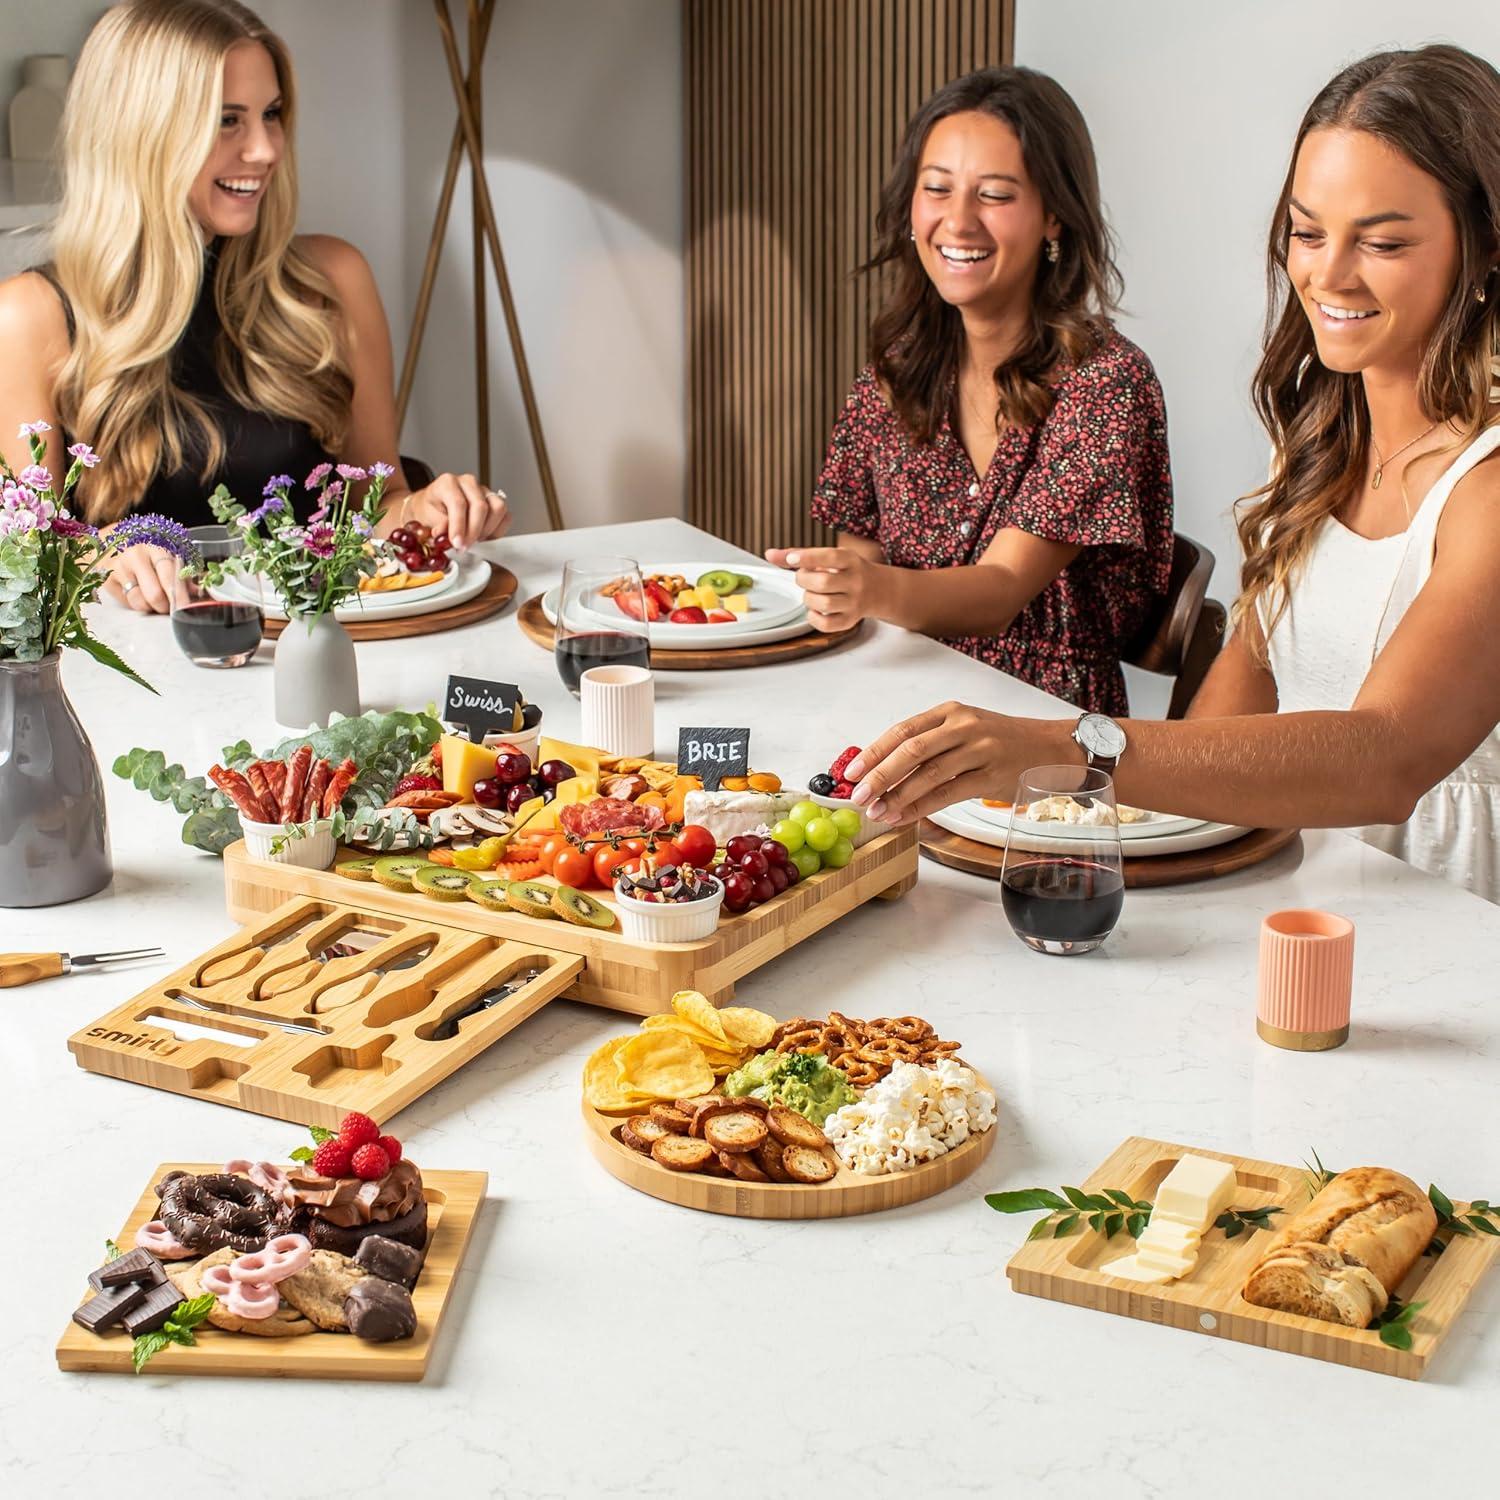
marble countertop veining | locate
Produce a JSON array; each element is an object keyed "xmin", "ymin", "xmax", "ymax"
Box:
[{"xmin": 3, "ymin": 517, "xmax": 1496, "ymax": 1499}]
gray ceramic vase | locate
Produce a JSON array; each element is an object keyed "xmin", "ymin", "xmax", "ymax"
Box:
[
  {"xmin": 0, "ymin": 652, "xmax": 112, "ymax": 907},
  {"xmin": 273, "ymin": 611, "xmax": 361, "ymax": 728}
]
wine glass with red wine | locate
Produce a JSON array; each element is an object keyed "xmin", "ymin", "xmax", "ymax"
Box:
[
  {"xmin": 1000, "ymin": 765, "xmax": 1125, "ymax": 956},
  {"xmin": 555, "ymin": 556, "xmax": 651, "ymax": 696},
  {"xmin": 171, "ymin": 526, "xmax": 263, "ymax": 668}
]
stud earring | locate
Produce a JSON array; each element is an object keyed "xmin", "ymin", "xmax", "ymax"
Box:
[
  {"xmin": 909, "ymin": 229, "xmax": 916, "ymax": 242},
  {"xmin": 1046, "ymin": 238, "xmax": 1060, "ymax": 264},
  {"xmin": 1479, "ymin": 284, "xmax": 1489, "ymax": 304}
]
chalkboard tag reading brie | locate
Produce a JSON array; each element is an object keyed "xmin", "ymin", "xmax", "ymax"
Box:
[
  {"xmin": 444, "ymin": 675, "xmax": 525, "ymax": 739},
  {"xmin": 678, "ymin": 727, "xmax": 750, "ymax": 792}
]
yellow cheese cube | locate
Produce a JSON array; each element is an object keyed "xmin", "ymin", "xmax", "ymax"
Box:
[
  {"xmin": 510, "ymin": 773, "xmax": 598, "ymax": 832},
  {"xmin": 724, "ymin": 594, "xmax": 750, "ymax": 615},
  {"xmin": 440, "ymin": 735, "xmax": 499, "ymax": 798}
]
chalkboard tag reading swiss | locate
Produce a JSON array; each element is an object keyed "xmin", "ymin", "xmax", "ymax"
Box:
[
  {"xmin": 678, "ymin": 727, "xmax": 750, "ymax": 792},
  {"xmin": 444, "ymin": 675, "xmax": 524, "ymax": 739}
]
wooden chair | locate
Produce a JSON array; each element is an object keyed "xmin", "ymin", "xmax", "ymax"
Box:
[{"xmin": 1123, "ymin": 533, "xmax": 1227, "ymax": 719}]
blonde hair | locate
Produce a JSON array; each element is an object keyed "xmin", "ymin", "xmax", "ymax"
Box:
[{"xmin": 52, "ymin": 0, "xmax": 352, "ymax": 524}]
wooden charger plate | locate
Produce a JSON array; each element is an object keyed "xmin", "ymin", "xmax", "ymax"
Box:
[
  {"xmin": 1007, "ymin": 1137, "xmax": 1499, "ymax": 1380},
  {"xmin": 517, "ymin": 592, "xmax": 861, "ymax": 669},
  {"xmin": 582, "ymin": 1081, "xmax": 996, "ymax": 1220},
  {"xmin": 259, "ymin": 563, "xmax": 518, "ymax": 641},
  {"xmin": 56, "ymin": 1163, "xmax": 487, "ymax": 1381}
]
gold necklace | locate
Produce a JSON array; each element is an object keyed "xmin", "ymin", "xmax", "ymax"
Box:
[{"xmin": 1370, "ymin": 420, "xmax": 1438, "ymax": 489}]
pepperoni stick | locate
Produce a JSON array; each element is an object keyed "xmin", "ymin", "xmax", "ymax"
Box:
[
  {"xmin": 264, "ymin": 760, "xmax": 287, "ymax": 803},
  {"xmin": 302, "ymin": 758, "xmax": 331, "ymax": 821},
  {"xmin": 208, "ymin": 764, "xmax": 270, "ymax": 823},
  {"xmin": 321, "ymin": 757, "xmax": 359, "ymax": 816},
  {"xmin": 279, "ymin": 745, "xmax": 313, "ymax": 822},
  {"xmin": 244, "ymin": 761, "xmax": 276, "ymax": 814}
]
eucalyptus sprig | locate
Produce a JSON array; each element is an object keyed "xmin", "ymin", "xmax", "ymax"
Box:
[
  {"xmin": 1373, "ymin": 1296, "xmax": 1426, "ymax": 1352},
  {"xmin": 131, "ymin": 1293, "xmax": 217, "ymax": 1374},
  {"xmin": 1214, "ymin": 1204, "xmax": 1284, "ymax": 1239},
  {"xmin": 986, "ymin": 1185, "xmax": 1153, "ymax": 1241}
]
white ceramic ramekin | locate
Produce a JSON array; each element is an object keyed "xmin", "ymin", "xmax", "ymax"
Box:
[
  {"xmin": 240, "ymin": 818, "xmax": 337, "ymax": 869},
  {"xmin": 612, "ymin": 878, "xmax": 724, "ymax": 942}
]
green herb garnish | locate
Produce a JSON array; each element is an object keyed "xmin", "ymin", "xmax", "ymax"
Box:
[
  {"xmin": 1214, "ymin": 1205, "xmax": 1284, "ymax": 1239},
  {"xmin": 1374, "ymin": 1296, "xmax": 1425, "ymax": 1352},
  {"xmin": 1423, "ymin": 1185, "xmax": 1499, "ymax": 1255},
  {"xmin": 986, "ymin": 1185, "xmax": 1153, "ymax": 1241},
  {"xmin": 288, "ymin": 1122, "xmax": 339, "ymax": 1164},
  {"xmin": 131, "ymin": 1293, "xmax": 217, "ymax": 1374},
  {"xmin": 1300, "ymin": 1148, "xmax": 1337, "ymax": 1201},
  {"xmin": 104, "ymin": 1238, "xmax": 123, "ymax": 1262}
]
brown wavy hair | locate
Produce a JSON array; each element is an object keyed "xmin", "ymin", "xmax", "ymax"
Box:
[
  {"xmin": 1236, "ymin": 44, "xmax": 1500, "ymax": 652},
  {"xmin": 866, "ymin": 66, "xmax": 1123, "ymax": 442}
]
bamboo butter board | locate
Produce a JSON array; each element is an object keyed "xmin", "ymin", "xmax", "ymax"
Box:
[
  {"xmin": 1005, "ymin": 1137, "xmax": 1500, "ymax": 1380},
  {"xmin": 222, "ymin": 824, "xmax": 919, "ymax": 1016},
  {"xmin": 68, "ymin": 898, "xmax": 583, "ymax": 1127},
  {"xmin": 56, "ymin": 1164, "xmax": 486, "ymax": 1381}
]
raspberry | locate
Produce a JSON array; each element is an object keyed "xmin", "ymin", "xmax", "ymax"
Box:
[
  {"xmin": 311, "ymin": 1138, "xmax": 353, "ymax": 1178},
  {"xmin": 828, "ymin": 746, "xmax": 862, "ymax": 781},
  {"xmin": 350, "ymin": 1142, "xmax": 391, "ymax": 1181},
  {"xmin": 339, "ymin": 1112, "xmax": 381, "ymax": 1148},
  {"xmin": 377, "ymin": 1134, "xmax": 402, "ymax": 1165},
  {"xmin": 833, "ymin": 780, "xmax": 855, "ymax": 799},
  {"xmin": 391, "ymin": 772, "xmax": 441, "ymax": 797}
]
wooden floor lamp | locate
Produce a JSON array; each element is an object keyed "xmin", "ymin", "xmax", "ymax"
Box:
[{"xmin": 396, "ymin": 0, "xmax": 564, "ymax": 530}]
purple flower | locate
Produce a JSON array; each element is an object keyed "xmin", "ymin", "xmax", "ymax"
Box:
[
  {"xmin": 370, "ymin": 461, "xmax": 395, "ymax": 479},
  {"xmin": 304, "ymin": 462, "xmax": 333, "ymax": 490},
  {"xmin": 240, "ymin": 494, "xmax": 287, "ymax": 528},
  {"xmin": 109, "ymin": 512, "xmax": 196, "ymax": 563},
  {"xmin": 302, "ymin": 522, "xmax": 337, "ymax": 559},
  {"xmin": 336, "ymin": 464, "xmax": 368, "ymax": 482},
  {"xmin": 352, "ymin": 514, "xmax": 373, "ymax": 537},
  {"xmin": 263, "ymin": 473, "xmax": 294, "ymax": 497},
  {"xmin": 20, "ymin": 464, "xmax": 52, "ymax": 491},
  {"xmin": 16, "ymin": 420, "xmax": 50, "ymax": 438},
  {"xmin": 51, "ymin": 515, "xmax": 99, "ymax": 539},
  {"xmin": 67, "ymin": 442, "xmax": 100, "ymax": 468},
  {"xmin": 307, "ymin": 505, "xmax": 329, "ymax": 524}
]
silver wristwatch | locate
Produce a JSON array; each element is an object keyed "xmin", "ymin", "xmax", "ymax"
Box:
[{"xmin": 1072, "ymin": 712, "xmax": 1127, "ymax": 774}]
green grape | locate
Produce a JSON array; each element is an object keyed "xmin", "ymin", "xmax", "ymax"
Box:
[
  {"xmin": 830, "ymin": 807, "xmax": 861, "ymax": 839},
  {"xmin": 790, "ymin": 845, "xmax": 822, "ymax": 881},
  {"xmin": 803, "ymin": 815, "xmax": 839, "ymax": 853},
  {"xmin": 822, "ymin": 835, "xmax": 854, "ymax": 869},
  {"xmin": 771, "ymin": 818, "xmax": 805, "ymax": 853},
  {"xmin": 789, "ymin": 800, "xmax": 822, "ymax": 827}
]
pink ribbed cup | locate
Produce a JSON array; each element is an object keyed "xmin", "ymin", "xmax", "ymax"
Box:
[{"xmin": 1256, "ymin": 909, "xmax": 1354, "ymax": 1051}]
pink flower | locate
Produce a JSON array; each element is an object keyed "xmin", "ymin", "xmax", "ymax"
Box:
[
  {"xmin": 67, "ymin": 443, "xmax": 100, "ymax": 468},
  {"xmin": 19, "ymin": 464, "xmax": 51, "ymax": 491},
  {"xmin": 51, "ymin": 515, "xmax": 98, "ymax": 539},
  {"xmin": 371, "ymin": 461, "xmax": 395, "ymax": 479},
  {"xmin": 304, "ymin": 462, "xmax": 333, "ymax": 490},
  {"xmin": 336, "ymin": 464, "xmax": 367, "ymax": 482},
  {"xmin": 302, "ymin": 522, "xmax": 337, "ymax": 559},
  {"xmin": 16, "ymin": 420, "xmax": 50, "ymax": 438}
]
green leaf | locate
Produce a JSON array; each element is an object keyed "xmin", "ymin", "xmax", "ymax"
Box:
[
  {"xmin": 1224, "ymin": 1220, "xmax": 1244, "ymax": 1239},
  {"xmin": 986, "ymin": 1188, "xmax": 1068, "ymax": 1214},
  {"xmin": 1379, "ymin": 1322, "xmax": 1414, "ymax": 1351},
  {"xmin": 1054, "ymin": 1213, "xmax": 1080, "ymax": 1238},
  {"xmin": 1126, "ymin": 1211, "xmax": 1146, "ymax": 1239},
  {"xmin": 289, "ymin": 1145, "xmax": 315, "ymax": 1164},
  {"xmin": 1447, "ymin": 1218, "xmax": 1475, "ymax": 1237},
  {"xmin": 1468, "ymin": 1214, "xmax": 1500, "ymax": 1236},
  {"xmin": 1062, "ymin": 1185, "xmax": 1094, "ymax": 1212},
  {"xmin": 73, "ymin": 629, "xmax": 157, "ymax": 694},
  {"xmin": 131, "ymin": 1330, "xmax": 172, "ymax": 1373},
  {"xmin": 1104, "ymin": 1212, "xmax": 1124, "ymax": 1238},
  {"xmin": 1087, "ymin": 1211, "xmax": 1107, "ymax": 1233},
  {"xmin": 172, "ymin": 1293, "xmax": 217, "ymax": 1328},
  {"xmin": 1429, "ymin": 1184, "xmax": 1456, "ymax": 1221},
  {"xmin": 309, "ymin": 1125, "xmax": 338, "ymax": 1145},
  {"xmin": 104, "ymin": 1238, "xmax": 122, "ymax": 1261},
  {"xmin": 1026, "ymin": 1214, "xmax": 1056, "ymax": 1241},
  {"xmin": 1104, "ymin": 1188, "xmax": 1136, "ymax": 1209}
]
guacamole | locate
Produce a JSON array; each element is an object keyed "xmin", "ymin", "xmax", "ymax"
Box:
[{"xmin": 724, "ymin": 1049, "xmax": 857, "ymax": 1125}]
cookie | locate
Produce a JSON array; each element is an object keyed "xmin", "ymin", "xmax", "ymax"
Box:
[
  {"xmin": 276, "ymin": 1248, "xmax": 367, "ymax": 1332},
  {"xmin": 166, "ymin": 1251, "xmax": 314, "ymax": 1338}
]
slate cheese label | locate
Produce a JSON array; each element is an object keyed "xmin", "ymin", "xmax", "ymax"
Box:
[
  {"xmin": 444, "ymin": 676, "xmax": 524, "ymax": 737},
  {"xmin": 677, "ymin": 727, "xmax": 750, "ymax": 791}
]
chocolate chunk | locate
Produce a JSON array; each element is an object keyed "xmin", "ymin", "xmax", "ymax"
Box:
[
  {"xmin": 90, "ymin": 1248, "xmax": 164, "ymax": 1291},
  {"xmin": 120, "ymin": 1280, "xmax": 183, "ymax": 1337},
  {"xmin": 72, "ymin": 1279, "xmax": 150, "ymax": 1334},
  {"xmin": 343, "ymin": 1278, "xmax": 416, "ymax": 1342},
  {"xmin": 354, "ymin": 1234, "xmax": 424, "ymax": 1288}
]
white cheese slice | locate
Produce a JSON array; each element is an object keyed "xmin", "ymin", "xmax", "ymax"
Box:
[
  {"xmin": 1135, "ymin": 1242, "xmax": 1199, "ymax": 1277},
  {"xmin": 1136, "ymin": 1220, "xmax": 1201, "ymax": 1257},
  {"xmin": 1100, "ymin": 1252, "xmax": 1175, "ymax": 1285},
  {"xmin": 1153, "ymin": 1154, "xmax": 1236, "ymax": 1229}
]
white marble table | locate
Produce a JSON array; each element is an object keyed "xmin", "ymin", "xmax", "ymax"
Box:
[{"xmin": 4, "ymin": 517, "xmax": 1496, "ymax": 1499}]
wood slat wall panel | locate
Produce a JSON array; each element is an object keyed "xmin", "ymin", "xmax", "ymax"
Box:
[{"xmin": 686, "ymin": 0, "xmax": 1015, "ymax": 553}]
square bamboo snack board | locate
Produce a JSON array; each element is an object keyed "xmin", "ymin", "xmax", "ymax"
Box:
[
  {"xmin": 221, "ymin": 823, "xmax": 919, "ymax": 1015},
  {"xmin": 56, "ymin": 1164, "xmax": 487, "ymax": 1381},
  {"xmin": 1005, "ymin": 1137, "xmax": 1500, "ymax": 1379},
  {"xmin": 68, "ymin": 898, "xmax": 584, "ymax": 1128}
]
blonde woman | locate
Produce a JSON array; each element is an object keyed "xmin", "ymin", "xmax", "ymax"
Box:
[
  {"xmin": 0, "ymin": 0, "xmax": 509, "ymax": 613},
  {"xmin": 845, "ymin": 45, "xmax": 1500, "ymax": 901}
]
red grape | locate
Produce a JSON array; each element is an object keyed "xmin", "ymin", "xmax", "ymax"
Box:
[
  {"xmin": 401, "ymin": 548, "xmax": 428, "ymax": 571},
  {"xmin": 432, "ymin": 533, "xmax": 451, "ymax": 554},
  {"xmin": 388, "ymin": 527, "xmax": 414, "ymax": 548},
  {"xmin": 504, "ymin": 782, "xmax": 533, "ymax": 814},
  {"xmin": 759, "ymin": 839, "xmax": 789, "ymax": 868},
  {"xmin": 737, "ymin": 850, "xmax": 769, "ymax": 879},
  {"xmin": 725, "ymin": 834, "xmax": 761, "ymax": 863},
  {"xmin": 783, "ymin": 861, "xmax": 801, "ymax": 886},
  {"xmin": 492, "ymin": 751, "xmax": 532, "ymax": 785},
  {"xmin": 538, "ymin": 759, "xmax": 575, "ymax": 787},
  {"xmin": 767, "ymin": 865, "xmax": 789, "ymax": 894},
  {"xmin": 750, "ymin": 876, "xmax": 775, "ymax": 904},
  {"xmin": 472, "ymin": 777, "xmax": 503, "ymax": 809},
  {"xmin": 724, "ymin": 872, "xmax": 755, "ymax": 911}
]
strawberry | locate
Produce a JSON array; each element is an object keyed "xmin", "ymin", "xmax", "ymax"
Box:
[
  {"xmin": 350, "ymin": 1142, "xmax": 391, "ymax": 1181},
  {"xmin": 311, "ymin": 1138, "xmax": 353, "ymax": 1178},
  {"xmin": 377, "ymin": 1134, "xmax": 402, "ymax": 1165},
  {"xmin": 338, "ymin": 1111, "xmax": 381, "ymax": 1148},
  {"xmin": 392, "ymin": 772, "xmax": 442, "ymax": 797},
  {"xmin": 828, "ymin": 746, "xmax": 862, "ymax": 782}
]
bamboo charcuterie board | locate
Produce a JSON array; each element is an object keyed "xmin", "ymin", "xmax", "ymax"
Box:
[
  {"xmin": 1005, "ymin": 1137, "xmax": 1500, "ymax": 1380},
  {"xmin": 55, "ymin": 1163, "xmax": 485, "ymax": 1381}
]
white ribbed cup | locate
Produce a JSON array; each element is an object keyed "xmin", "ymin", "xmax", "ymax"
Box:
[{"xmin": 580, "ymin": 665, "xmax": 654, "ymax": 758}]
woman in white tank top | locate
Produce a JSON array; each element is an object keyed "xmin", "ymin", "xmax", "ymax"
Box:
[{"xmin": 821, "ymin": 46, "xmax": 1500, "ymax": 904}]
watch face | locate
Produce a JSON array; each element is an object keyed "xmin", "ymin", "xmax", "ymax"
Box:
[{"xmin": 1077, "ymin": 714, "xmax": 1126, "ymax": 761}]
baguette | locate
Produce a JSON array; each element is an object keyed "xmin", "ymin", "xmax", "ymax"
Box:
[{"xmin": 1241, "ymin": 1167, "xmax": 1436, "ymax": 1327}]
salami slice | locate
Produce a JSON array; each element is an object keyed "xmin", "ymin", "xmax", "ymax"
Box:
[{"xmin": 559, "ymin": 799, "xmax": 666, "ymax": 837}]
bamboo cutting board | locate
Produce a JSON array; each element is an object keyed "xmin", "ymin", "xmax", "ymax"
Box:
[
  {"xmin": 56, "ymin": 1163, "xmax": 485, "ymax": 1380},
  {"xmin": 1005, "ymin": 1137, "xmax": 1500, "ymax": 1379}
]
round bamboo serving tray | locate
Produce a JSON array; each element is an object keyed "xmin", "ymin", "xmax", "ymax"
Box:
[
  {"xmin": 259, "ymin": 563, "xmax": 518, "ymax": 641},
  {"xmin": 582, "ymin": 1085, "xmax": 997, "ymax": 1219},
  {"xmin": 517, "ymin": 593, "xmax": 862, "ymax": 669}
]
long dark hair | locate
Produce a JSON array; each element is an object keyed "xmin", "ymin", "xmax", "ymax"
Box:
[
  {"xmin": 867, "ymin": 65, "xmax": 1122, "ymax": 441},
  {"xmin": 1237, "ymin": 44, "xmax": 1500, "ymax": 652}
]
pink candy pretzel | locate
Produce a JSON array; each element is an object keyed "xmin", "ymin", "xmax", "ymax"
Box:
[
  {"xmin": 223, "ymin": 1159, "xmax": 294, "ymax": 1206},
  {"xmin": 201, "ymin": 1265, "xmax": 280, "ymax": 1319},
  {"xmin": 201, "ymin": 1233, "xmax": 311, "ymax": 1321},
  {"xmin": 135, "ymin": 1220, "xmax": 198, "ymax": 1260}
]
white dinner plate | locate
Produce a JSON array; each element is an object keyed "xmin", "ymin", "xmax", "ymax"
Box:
[
  {"xmin": 565, "ymin": 562, "xmax": 808, "ymax": 645},
  {"xmin": 214, "ymin": 550, "xmax": 489, "ymax": 622},
  {"xmin": 961, "ymin": 799, "xmax": 1211, "ymax": 841},
  {"xmin": 540, "ymin": 584, "xmax": 817, "ymax": 650},
  {"xmin": 928, "ymin": 801, "xmax": 1251, "ymax": 859}
]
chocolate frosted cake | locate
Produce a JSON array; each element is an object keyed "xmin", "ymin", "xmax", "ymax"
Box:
[{"xmin": 283, "ymin": 1159, "xmax": 428, "ymax": 1254}]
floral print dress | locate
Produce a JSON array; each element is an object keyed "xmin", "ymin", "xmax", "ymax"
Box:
[{"xmin": 811, "ymin": 328, "xmax": 1174, "ymax": 714}]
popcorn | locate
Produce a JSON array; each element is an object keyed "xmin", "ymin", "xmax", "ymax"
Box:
[{"xmin": 823, "ymin": 1059, "xmax": 996, "ymax": 1176}]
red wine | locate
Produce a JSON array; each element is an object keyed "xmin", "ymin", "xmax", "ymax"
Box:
[
  {"xmin": 171, "ymin": 600, "xmax": 263, "ymax": 666},
  {"xmin": 555, "ymin": 630, "xmax": 650, "ymax": 694},
  {"xmin": 1001, "ymin": 858, "xmax": 1124, "ymax": 952}
]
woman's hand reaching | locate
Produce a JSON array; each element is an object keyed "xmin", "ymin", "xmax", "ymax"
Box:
[
  {"xmin": 100, "ymin": 543, "xmax": 179, "ymax": 614},
  {"xmin": 400, "ymin": 472, "xmax": 511, "ymax": 549}
]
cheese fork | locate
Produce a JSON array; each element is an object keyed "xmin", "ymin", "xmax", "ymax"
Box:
[{"xmin": 0, "ymin": 948, "xmax": 165, "ymax": 988}]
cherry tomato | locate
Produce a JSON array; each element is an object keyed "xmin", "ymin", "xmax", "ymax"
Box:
[
  {"xmin": 672, "ymin": 823, "xmax": 716, "ymax": 868},
  {"xmin": 553, "ymin": 845, "xmax": 595, "ymax": 889},
  {"xmin": 649, "ymin": 837, "xmax": 684, "ymax": 868},
  {"xmin": 616, "ymin": 836, "xmax": 648, "ymax": 859},
  {"xmin": 593, "ymin": 842, "xmax": 633, "ymax": 887},
  {"xmin": 539, "ymin": 834, "xmax": 569, "ymax": 875}
]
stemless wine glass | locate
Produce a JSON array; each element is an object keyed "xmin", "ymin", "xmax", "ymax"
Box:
[
  {"xmin": 1000, "ymin": 764, "xmax": 1125, "ymax": 956},
  {"xmin": 555, "ymin": 555, "xmax": 651, "ymax": 697},
  {"xmin": 171, "ymin": 524, "xmax": 264, "ymax": 668}
]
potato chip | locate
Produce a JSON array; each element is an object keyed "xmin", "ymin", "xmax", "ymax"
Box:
[
  {"xmin": 617, "ymin": 1030, "xmax": 715, "ymax": 1100},
  {"xmin": 641, "ymin": 1013, "xmax": 739, "ymax": 1053},
  {"xmin": 671, "ymin": 990, "xmax": 728, "ymax": 1043},
  {"xmin": 582, "ymin": 1036, "xmax": 658, "ymax": 1114},
  {"xmin": 714, "ymin": 1006, "xmax": 777, "ymax": 1049}
]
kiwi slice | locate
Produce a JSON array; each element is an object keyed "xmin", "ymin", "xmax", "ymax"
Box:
[
  {"xmin": 335, "ymin": 857, "xmax": 379, "ymax": 882},
  {"xmin": 551, "ymin": 884, "xmax": 617, "ymax": 930},
  {"xmin": 733, "ymin": 573, "xmax": 755, "ymax": 592},
  {"xmin": 372, "ymin": 855, "xmax": 432, "ymax": 891},
  {"xmin": 697, "ymin": 568, "xmax": 740, "ymax": 596},
  {"xmin": 505, "ymin": 879, "xmax": 559, "ymax": 919},
  {"xmin": 466, "ymin": 880, "xmax": 513, "ymax": 912},
  {"xmin": 411, "ymin": 866, "xmax": 480, "ymax": 902}
]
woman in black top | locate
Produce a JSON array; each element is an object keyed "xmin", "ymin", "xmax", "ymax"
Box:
[{"xmin": 0, "ymin": 0, "xmax": 509, "ymax": 613}]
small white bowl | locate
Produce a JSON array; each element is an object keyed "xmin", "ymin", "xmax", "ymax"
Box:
[
  {"xmin": 240, "ymin": 818, "xmax": 337, "ymax": 869},
  {"xmin": 613, "ymin": 878, "xmax": 724, "ymax": 943},
  {"xmin": 807, "ymin": 790, "xmax": 877, "ymax": 848},
  {"xmin": 481, "ymin": 718, "xmax": 542, "ymax": 767}
]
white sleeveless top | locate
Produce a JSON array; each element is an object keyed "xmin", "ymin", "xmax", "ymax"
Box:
[{"xmin": 1265, "ymin": 422, "xmax": 1500, "ymax": 902}]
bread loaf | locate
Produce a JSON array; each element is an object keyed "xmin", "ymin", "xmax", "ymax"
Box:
[{"xmin": 1241, "ymin": 1167, "xmax": 1436, "ymax": 1327}]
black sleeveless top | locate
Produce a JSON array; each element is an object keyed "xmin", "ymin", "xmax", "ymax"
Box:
[{"xmin": 37, "ymin": 249, "xmax": 332, "ymax": 524}]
